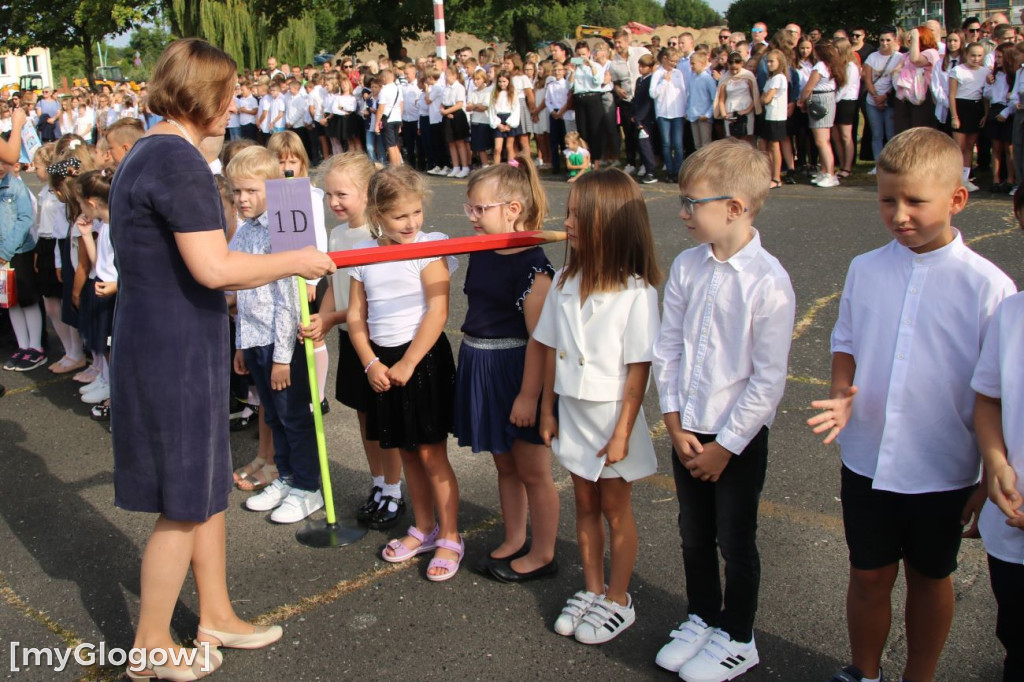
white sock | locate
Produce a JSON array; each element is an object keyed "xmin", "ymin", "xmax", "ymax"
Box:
[
  {"xmin": 382, "ymin": 482, "xmax": 402, "ymax": 499},
  {"xmin": 963, "ymin": 166, "xmax": 970, "ymax": 181},
  {"xmin": 313, "ymin": 344, "xmax": 329, "ymax": 399},
  {"xmin": 864, "ymin": 675, "xmax": 880, "ymax": 682},
  {"xmin": 67, "ymin": 328, "xmax": 84, "ymax": 362},
  {"xmin": 95, "ymin": 353, "xmax": 109, "ymax": 382},
  {"xmin": 371, "ymin": 475, "xmax": 385, "ymax": 500}
]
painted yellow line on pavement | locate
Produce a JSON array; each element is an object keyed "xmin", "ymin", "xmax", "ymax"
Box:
[
  {"xmin": 966, "ymin": 226, "xmax": 1018, "ymax": 245},
  {"xmin": 2, "ymin": 375, "xmax": 72, "ymax": 397},
  {"xmin": 792, "ymin": 291, "xmax": 840, "ymax": 340}
]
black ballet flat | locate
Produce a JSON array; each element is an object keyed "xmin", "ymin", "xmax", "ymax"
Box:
[
  {"xmin": 488, "ymin": 557, "xmax": 559, "ymax": 584},
  {"xmin": 356, "ymin": 486, "xmax": 383, "ymax": 523},
  {"xmin": 472, "ymin": 542, "xmax": 531, "ymax": 576},
  {"xmin": 367, "ymin": 496, "xmax": 405, "ymax": 530}
]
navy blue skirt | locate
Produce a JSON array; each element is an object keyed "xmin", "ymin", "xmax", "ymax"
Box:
[
  {"xmin": 471, "ymin": 122, "xmax": 494, "ymax": 152},
  {"xmin": 58, "ymin": 237, "xmax": 78, "ymax": 328},
  {"xmin": 79, "ymin": 277, "xmax": 115, "ymax": 355},
  {"xmin": 453, "ymin": 339, "xmax": 544, "ymax": 455}
]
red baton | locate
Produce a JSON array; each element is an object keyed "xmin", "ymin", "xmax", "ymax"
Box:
[{"xmin": 327, "ymin": 230, "xmax": 567, "ymax": 268}]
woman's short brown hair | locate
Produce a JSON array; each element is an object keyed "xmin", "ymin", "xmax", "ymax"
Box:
[{"xmin": 148, "ymin": 38, "xmax": 237, "ymax": 128}]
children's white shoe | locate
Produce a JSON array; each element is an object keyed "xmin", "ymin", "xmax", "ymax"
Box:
[
  {"xmin": 678, "ymin": 630, "xmax": 759, "ymax": 682},
  {"xmin": 245, "ymin": 478, "xmax": 292, "ymax": 512},
  {"xmin": 963, "ymin": 179, "xmax": 980, "ymax": 192},
  {"xmin": 553, "ymin": 589, "xmax": 601, "ymax": 636},
  {"xmin": 270, "ymin": 488, "xmax": 324, "ymax": 523},
  {"xmin": 815, "ymin": 174, "xmax": 840, "ymax": 188},
  {"xmin": 79, "ymin": 375, "xmax": 107, "ymax": 394},
  {"xmin": 455, "ymin": 167, "xmax": 470, "ymax": 178},
  {"xmin": 573, "ymin": 594, "xmax": 635, "ymax": 645},
  {"xmin": 426, "ymin": 166, "xmax": 442, "ymax": 175},
  {"xmin": 81, "ymin": 383, "xmax": 111, "ymax": 404},
  {"xmin": 655, "ymin": 614, "xmax": 714, "ymax": 672}
]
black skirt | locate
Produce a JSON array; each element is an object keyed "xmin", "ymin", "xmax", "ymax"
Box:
[
  {"xmin": 336, "ymin": 330, "xmax": 370, "ymax": 412},
  {"xmin": 57, "ymin": 237, "xmax": 78, "ymax": 327},
  {"xmin": 443, "ymin": 111, "xmax": 470, "ymax": 144},
  {"xmin": 365, "ymin": 333, "xmax": 455, "ymax": 451},
  {"xmin": 953, "ymin": 98, "xmax": 985, "ymax": 134},
  {"xmin": 34, "ymin": 237, "xmax": 62, "ymax": 298},
  {"xmin": 8, "ymin": 250, "xmax": 40, "ymax": 308},
  {"xmin": 835, "ymin": 99, "xmax": 859, "ymax": 126},
  {"xmin": 78, "ymin": 277, "xmax": 116, "ymax": 355}
]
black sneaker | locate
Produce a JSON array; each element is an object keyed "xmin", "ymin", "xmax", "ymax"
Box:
[
  {"xmin": 367, "ymin": 496, "xmax": 405, "ymax": 530},
  {"xmin": 320, "ymin": 398, "xmax": 330, "ymax": 415},
  {"xmin": 13, "ymin": 349, "xmax": 46, "ymax": 372},
  {"xmin": 640, "ymin": 174, "xmax": 658, "ymax": 184},
  {"xmin": 3, "ymin": 350, "xmax": 24, "ymax": 371},
  {"xmin": 356, "ymin": 486, "xmax": 383, "ymax": 523},
  {"xmin": 828, "ymin": 664, "xmax": 883, "ymax": 682}
]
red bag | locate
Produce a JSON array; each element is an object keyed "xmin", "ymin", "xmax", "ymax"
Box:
[{"xmin": 0, "ymin": 266, "xmax": 17, "ymax": 309}]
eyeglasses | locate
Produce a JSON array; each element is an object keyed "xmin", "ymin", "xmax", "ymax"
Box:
[
  {"xmin": 751, "ymin": 28, "xmax": 765, "ymax": 33},
  {"xmin": 852, "ymin": 33, "xmax": 864, "ymax": 38},
  {"xmin": 463, "ymin": 201, "xmax": 509, "ymax": 219},
  {"xmin": 967, "ymin": 27, "xmax": 981, "ymax": 33},
  {"xmin": 342, "ymin": 64, "xmax": 353, "ymax": 68},
  {"xmin": 679, "ymin": 195, "xmax": 744, "ymax": 217},
  {"xmin": 668, "ymin": 41, "xmax": 678, "ymax": 47},
  {"xmin": 719, "ymin": 35, "xmax": 731, "ymax": 41}
]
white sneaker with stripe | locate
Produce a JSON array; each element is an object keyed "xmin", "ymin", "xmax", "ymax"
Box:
[
  {"xmin": 678, "ymin": 630, "xmax": 758, "ymax": 682},
  {"xmin": 573, "ymin": 594, "xmax": 635, "ymax": 644},
  {"xmin": 655, "ymin": 613, "xmax": 714, "ymax": 672}
]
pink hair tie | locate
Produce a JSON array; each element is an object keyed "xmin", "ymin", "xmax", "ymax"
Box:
[{"xmin": 508, "ymin": 159, "xmax": 519, "ymax": 167}]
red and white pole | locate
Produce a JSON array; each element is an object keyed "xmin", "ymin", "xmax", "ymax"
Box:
[{"xmin": 433, "ymin": 0, "xmax": 447, "ymax": 61}]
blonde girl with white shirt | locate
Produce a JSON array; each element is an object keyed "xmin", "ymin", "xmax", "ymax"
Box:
[
  {"xmin": 985, "ymin": 43, "xmax": 1016, "ymax": 192},
  {"xmin": 949, "ymin": 42, "xmax": 989, "ymax": 191},
  {"xmin": 349, "ymin": 166, "xmax": 463, "ymax": 581},
  {"xmin": 534, "ymin": 169, "xmax": 661, "ymax": 645},
  {"xmin": 490, "ymin": 70, "xmax": 522, "ymax": 163}
]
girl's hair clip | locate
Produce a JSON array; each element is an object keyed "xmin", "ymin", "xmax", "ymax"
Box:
[
  {"xmin": 67, "ymin": 139, "xmax": 82, "ymax": 151},
  {"xmin": 508, "ymin": 158, "xmax": 520, "ymax": 168},
  {"xmin": 100, "ymin": 167, "xmax": 112, "ymax": 179},
  {"xmin": 47, "ymin": 157, "xmax": 82, "ymax": 178}
]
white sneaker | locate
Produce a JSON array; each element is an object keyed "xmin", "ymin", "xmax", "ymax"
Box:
[
  {"xmin": 245, "ymin": 478, "xmax": 292, "ymax": 512},
  {"xmin": 426, "ymin": 166, "xmax": 442, "ymax": 175},
  {"xmin": 456, "ymin": 167, "xmax": 470, "ymax": 178},
  {"xmin": 678, "ymin": 630, "xmax": 759, "ymax": 682},
  {"xmin": 868, "ymin": 167, "xmax": 877, "ymax": 175},
  {"xmin": 574, "ymin": 594, "xmax": 635, "ymax": 644},
  {"xmin": 437, "ymin": 166, "xmax": 451, "ymax": 176},
  {"xmin": 79, "ymin": 375, "xmax": 107, "ymax": 394},
  {"xmin": 81, "ymin": 383, "xmax": 110, "ymax": 404},
  {"xmin": 964, "ymin": 179, "xmax": 980, "ymax": 192},
  {"xmin": 553, "ymin": 590, "xmax": 601, "ymax": 636},
  {"xmin": 815, "ymin": 174, "xmax": 840, "ymax": 188},
  {"xmin": 624, "ymin": 164, "xmax": 636, "ymax": 175},
  {"xmin": 655, "ymin": 614, "xmax": 715, "ymax": 672},
  {"xmin": 445, "ymin": 167, "xmax": 460, "ymax": 177},
  {"xmin": 270, "ymin": 488, "xmax": 324, "ymax": 523},
  {"xmin": 810, "ymin": 171, "xmax": 825, "ymax": 183},
  {"xmin": 1012, "ymin": 185, "xmax": 1019, "ymax": 196}
]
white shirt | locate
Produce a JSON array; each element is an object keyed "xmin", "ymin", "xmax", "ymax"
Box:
[
  {"xmin": 228, "ymin": 97, "xmax": 240, "ymax": 128},
  {"xmin": 238, "ymin": 94, "xmax": 258, "ymax": 125},
  {"xmin": 972, "ymin": 293, "xmax": 1024, "ymax": 563},
  {"xmin": 951, "ymin": 64, "xmax": 987, "ymax": 101},
  {"xmin": 864, "ymin": 51, "xmax": 901, "ymax": 98},
  {"xmin": 270, "ymin": 96, "xmax": 287, "ymax": 129},
  {"xmin": 468, "ymin": 84, "xmax": 493, "ymax": 124},
  {"xmin": 442, "ymin": 80, "xmax": 466, "ymax": 108},
  {"xmin": 91, "ymin": 221, "xmax": 118, "ymax": 282},
  {"xmin": 653, "ymin": 231, "xmax": 796, "ymax": 454},
  {"xmin": 258, "ymin": 94, "xmax": 273, "ymax": 132},
  {"xmin": 812, "ymin": 61, "xmax": 835, "ymax": 91},
  {"xmin": 831, "ymin": 231, "xmax": 1016, "ymax": 493},
  {"xmin": 427, "ymin": 83, "xmax": 445, "ymax": 123},
  {"xmin": 650, "ymin": 67, "xmax": 687, "ymax": 119},
  {"xmin": 377, "ymin": 81, "xmax": 402, "ymax": 121},
  {"xmin": 287, "ymin": 92, "xmax": 309, "ymax": 127},
  {"xmin": 328, "ymin": 222, "xmax": 372, "ymax": 331},
  {"xmin": 838, "ymin": 61, "xmax": 861, "ymax": 101},
  {"xmin": 489, "ymin": 90, "xmax": 521, "ymax": 128},
  {"xmin": 401, "ymin": 80, "xmax": 420, "ymax": 121},
  {"xmin": 764, "ymin": 74, "xmax": 788, "ymax": 121},
  {"xmin": 35, "ymin": 187, "xmax": 67, "ymax": 240},
  {"xmin": 349, "ymin": 232, "xmax": 457, "ymax": 346},
  {"xmin": 545, "ymin": 78, "xmax": 570, "ymax": 115}
]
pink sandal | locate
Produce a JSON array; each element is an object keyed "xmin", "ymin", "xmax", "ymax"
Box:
[
  {"xmin": 381, "ymin": 525, "xmax": 439, "ymax": 563},
  {"xmin": 426, "ymin": 537, "xmax": 465, "ymax": 582}
]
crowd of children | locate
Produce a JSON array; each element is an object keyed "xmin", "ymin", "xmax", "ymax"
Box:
[{"xmin": 6, "ymin": 27, "xmax": 1024, "ymax": 682}]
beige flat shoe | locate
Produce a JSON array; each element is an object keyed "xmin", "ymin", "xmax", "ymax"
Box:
[
  {"xmin": 197, "ymin": 624, "xmax": 283, "ymax": 650},
  {"xmin": 125, "ymin": 645, "xmax": 222, "ymax": 680}
]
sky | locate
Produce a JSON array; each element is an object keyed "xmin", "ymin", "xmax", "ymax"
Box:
[{"xmin": 708, "ymin": 0, "xmax": 732, "ymax": 13}]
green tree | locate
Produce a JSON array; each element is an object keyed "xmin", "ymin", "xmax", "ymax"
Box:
[
  {"xmin": 726, "ymin": 0, "xmax": 896, "ymax": 37},
  {"xmin": 664, "ymin": 0, "xmax": 721, "ymax": 28},
  {"xmin": 320, "ymin": 0, "xmax": 433, "ymax": 60},
  {"xmin": 4, "ymin": 0, "xmax": 158, "ymax": 89}
]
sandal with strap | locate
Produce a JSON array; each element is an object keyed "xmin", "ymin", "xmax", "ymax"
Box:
[
  {"xmin": 382, "ymin": 524, "xmax": 439, "ymax": 563},
  {"xmin": 233, "ymin": 457, "xmax": 265, "ymax": 485},
  {"xmin": 236, "ymin": 464, "xmax": 278, "ymax": 492},
  {"xmin": 836, "ymin": 169, "xmax": 852, "ymax": 179},
  {"xmin": 426, "ymin": 537, "xmax": 465, "ymax": 582},
  {"xmin": 829, "ymin": 664, "xmax": 879, "ymax": 682},
  {"xmin": 769, "ymin": 179, "xmax": 782, "ymax": 189}
]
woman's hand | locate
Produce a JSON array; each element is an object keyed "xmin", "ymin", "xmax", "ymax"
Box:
[{"xmin": 293, "ymin": 246, "xmax": 335, "ymax": 280}]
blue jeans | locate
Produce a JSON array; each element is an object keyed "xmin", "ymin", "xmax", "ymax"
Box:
[
  {"xmin": 864, "ymin": 101, "xmax": 895, "ymax": 161},
  {"xmin": 226, "ymin": 126, "xmax": 241, "ymax": 141},
  {"xmin": 658, "ymin": 116, "xmax": 684, "ymax": 177},
  {"xmin": 671, "ymin": 426, "xmax": 769, "ymax": 643},
  {"xmin": 365, "ymin": 130, "xmax": 379, "ymax": 163},
  {"xmin": 243, "ymin": 343, "xmax": 320, "ymax": 491}
]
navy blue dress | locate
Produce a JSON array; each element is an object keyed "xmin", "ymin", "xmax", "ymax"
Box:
[
  {"xmin": 453, "ymin": 247, "xmax": 554, "ymax": 454},
  {"xmin": 109, "ymin": 135, "xmax": 232, "ymax": 522}
]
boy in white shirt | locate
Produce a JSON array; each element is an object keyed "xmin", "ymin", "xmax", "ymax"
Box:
[
  {"xmin": 652, "ymin": 139, "xmax": 796, "ymax": 682},
  {"xmin": 269, "ymin": 83, "xmax": 287, "ymax": 134},
  {"xmin": 238, "ymin": 81, "xmax": 259, "ymax": 140},
  {"xmin": 808, "ymin": 127, "xmax": 1016, "ymax": 682},
  {"xmin": 973, "ymin": 192, "xmax": 1024, "ymax": 682}
]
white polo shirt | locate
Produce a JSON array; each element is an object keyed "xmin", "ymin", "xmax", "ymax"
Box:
[
  {"xmin": 972, "ymin": 293, "xmax": 1024, "ymax": 563},
  {"xmin": 831, "ymin": 231, "xmax": 1015, "ymax": 493},
  {"xmin": 653, "ymin": 230, "xmax": 796, "ymax": 455}
]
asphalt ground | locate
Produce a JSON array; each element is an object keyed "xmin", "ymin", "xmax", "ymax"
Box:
[{"xmin": 1, "ymin": 166, "xmax": 1020, "ymax": 681}]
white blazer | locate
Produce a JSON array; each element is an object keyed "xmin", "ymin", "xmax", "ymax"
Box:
[{"xmin": 532, "ymin": 269, "xmax": 661, "ymax": 402}]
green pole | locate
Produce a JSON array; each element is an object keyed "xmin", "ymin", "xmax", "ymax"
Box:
[{"xmin": 296, "ymin": 276, "xmax": 336, "ymax": 525}]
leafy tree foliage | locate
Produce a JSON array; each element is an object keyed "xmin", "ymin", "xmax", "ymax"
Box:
[
  {"xmin": 725, "ymin": 0, "xmax": 897, "ymax": 37},
  {"xmin": 664, "ymin": 0, "xmax": 722, "ymax": 29}
]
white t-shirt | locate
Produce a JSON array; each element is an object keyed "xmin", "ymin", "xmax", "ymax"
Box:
[
  {"xmin": 349, "ymin": 231, "xmax": 458, "ymax": 346},
  {"xmin": 228, "ymin": 97, "xmax": 240, "ymax": 128},
  {"xmin": 764, "ymin": 74, "xmax": 788, "ymax": 121},
  {"xmin": 328, "ymin": 222, "xmax": 372, "ymax": 331},
  {"xmin": 377, "ymin": 81, "xmax": 402, "ymax": 121},
  {"xmin": 951, "ymin": 64, "xmax": 987, "ymax": 101},
  {"xmin": 972, "ymin": 293, "xmax": 1024, "ymax": 563},
  {"xmin": 812, "ymin": 61, "xmax": 835, "ymax": 91},
  {"xmin": 238, "ymin": 95, "xmax": 258, "ymax": 125},
  {"xmin": 838, "ymin": 61, "xmax": 861, "ymax": 101},
  {"xmin": 91, "ymin": 221, "xmax": 118, "ymax": 282},
  {"xmin": 864, "ymin": 51, "xmax": 901, "ymax": 97},
  {"xmin": 468, "ymin": 84, "xmax": 493, "ymax": 125},
  {"xmin": 428, "ymin": 83, "xmax": 445, "ymax": 124}
]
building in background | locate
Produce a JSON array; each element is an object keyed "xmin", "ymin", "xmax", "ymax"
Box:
[{"xmin": 0, "ymin": 48, "xmax": 54, "ymax": 93}]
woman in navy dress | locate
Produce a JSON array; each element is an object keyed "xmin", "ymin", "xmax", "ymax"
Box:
[{"xmin": 109, "ymin": 39, "xmax": 335, "ymax": 679}]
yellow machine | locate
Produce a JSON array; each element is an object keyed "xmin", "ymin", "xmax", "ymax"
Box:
[
  {"xmin": 72, "ymin": 66, "xmax": 141, "ymax": 93},
  {"xmin": 575, "ymin": 25, "xmax": 616, "ymax": 42}
]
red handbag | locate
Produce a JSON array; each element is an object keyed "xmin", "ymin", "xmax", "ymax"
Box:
[{"xmin": 0, "ymin": 266, "xmax": 17, "ymax": 309}]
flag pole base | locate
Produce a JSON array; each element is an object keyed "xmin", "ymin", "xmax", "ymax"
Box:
[{"xmin": 296, "ymin": 519, "xmax": 368, "ymax": 548}]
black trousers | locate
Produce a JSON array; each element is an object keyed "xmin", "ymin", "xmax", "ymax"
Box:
[
  {"xmin": 400, "ymin": 119, "xmax": 420, "ymax": 169},
  {"xmin": 616, "ymin": 98, "xmax": 638, "ymax": 166},
  {"xmin": 989, "ymin": 554, "xmax": 1024, "ymax": 682},
  {"xmin": 671, "ymin": 426, "xmax": 769, "ymax": 643},
  {"xmin": 574, "ymin": 93, "xmax": 606, "ymax": 160}
]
